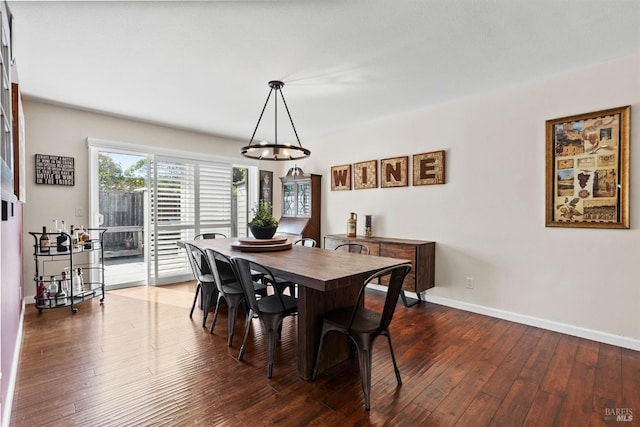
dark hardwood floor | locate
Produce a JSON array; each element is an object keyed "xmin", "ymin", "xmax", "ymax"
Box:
[{"xmin": 10, "ymin": 282, "xmax": 640, "ymax": 426}]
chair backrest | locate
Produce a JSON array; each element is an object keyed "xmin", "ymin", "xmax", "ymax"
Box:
[
  {"xmin": 232, "ymin": 257, "xmax": 288, "ymax": 314},
  {"xmin": 183, "ymin": 242, "xmax": 212, "ymax": 282},
  {"xmin": 294, "ymin": 238, "xmax": 317, "ymax": 247},
  {"xmin": 204, "ymin": 248, "xmax": 235, "ymax": 293},
  {"xmin": 194, "ymin": 232, "xmax": 228, "ymax": 240},
  {"xmin": 350, "ymin": 263, "xmax": 411, "ymax": 331},
  {"xmin": 334, "ymin": 243, "xmax": 370, "ymax": 255}
]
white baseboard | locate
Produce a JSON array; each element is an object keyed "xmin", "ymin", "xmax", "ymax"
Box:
[
  {"xmin": 2, "ymin": 299, "xmax": 25, "ymax": 427},
  {"xmin": 368, "ymin": 284, "xmax": 640, "ymax": 351}
]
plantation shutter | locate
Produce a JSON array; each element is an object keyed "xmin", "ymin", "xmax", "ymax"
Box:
[{"xmin": 149, "ymin": 156, "xmax": 232, "ymax": 284}]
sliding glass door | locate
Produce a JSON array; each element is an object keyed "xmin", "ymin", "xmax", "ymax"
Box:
[
  {"xmin": 88, "ymin": 139, "xmax": 253, "ymax": 287},
  {"xmin": 149, "ymin": 156, "xmax": 238, "ymax": 284},
  {"xmin": 94, "ymin": 150, "xmax": 149, "ymax": 289}
]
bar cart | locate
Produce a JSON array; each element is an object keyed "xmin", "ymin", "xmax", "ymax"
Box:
[{"xmin": 29, "ymin": 228, "xmax": 107, "ymax": 313}]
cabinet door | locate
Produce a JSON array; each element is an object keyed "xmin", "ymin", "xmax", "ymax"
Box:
[
  {"xmin": 296, "ymin": 181, "xmax": 311, "ymax": 217},
  {"xmin": 380, "ymin": 243, "xmax": 416, "ymax": 292},
  {"xmin": 323, "ymin": 236, "xmax": 344, "ymax": 250},
  {"xmin": 282, "ymin": 182, "xmax": 296, "ymax": 216},
  {"xmin": 360, "ymin": 242, "xmax": 380, "ymax": 256}
]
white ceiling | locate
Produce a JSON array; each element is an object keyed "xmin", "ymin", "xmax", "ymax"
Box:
[{"xmin": 8, "ymin": 1, "xmax": 640, "ymax": 144}]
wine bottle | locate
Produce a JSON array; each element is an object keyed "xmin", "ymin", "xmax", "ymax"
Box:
[
  {"xmin": 39, "ymin": 226, "xmax": 50, "ymax": 253},
  {"xmin": 56, "ymin": 279, "xmax": 67, "ymax": 305},
  {"xmin": 36, "ymin": 276, "xmax": 47, "ymax": 306}
]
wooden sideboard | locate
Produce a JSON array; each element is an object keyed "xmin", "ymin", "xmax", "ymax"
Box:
[{"xmin": 324, "ymin": 234, "xmax": 435, "ymax": 307}]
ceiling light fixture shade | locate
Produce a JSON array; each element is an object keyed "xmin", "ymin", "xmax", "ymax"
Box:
[{"xmin": 241, "ymin": 80, "xmax": 310, "ymax": 161}]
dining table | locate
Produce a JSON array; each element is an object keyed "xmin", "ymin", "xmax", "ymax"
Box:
[{"xmin": 178, "ymin": 237, "xmax": 411, "ymax": 380}]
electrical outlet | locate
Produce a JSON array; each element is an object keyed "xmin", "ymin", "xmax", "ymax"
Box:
[
  {"xmin": 75, "ymin": 207, "xmax": 83, "ymax": 217},
  {"xmin": 465, "ymin": 277, "xmax": 474, "ymax": 289}
]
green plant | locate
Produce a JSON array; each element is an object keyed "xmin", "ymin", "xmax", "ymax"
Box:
[{"xmin": 248, "ymin": 201, "xmax": 278, "ymax": 227}]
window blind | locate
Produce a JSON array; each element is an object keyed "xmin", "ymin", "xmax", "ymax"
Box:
[{"xmin": 149, "ymin": 156, "xmax": 232, "ymax": 283}]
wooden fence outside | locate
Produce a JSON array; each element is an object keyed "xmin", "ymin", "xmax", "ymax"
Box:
[
  {"xmin": 99, "ymin": 184, "xmax": 247, "ymax": 258},
  {"xmin": 99, "ymin": 190, "xmax": 144, "ymax": 256}
]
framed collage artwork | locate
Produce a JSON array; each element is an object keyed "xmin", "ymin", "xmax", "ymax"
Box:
[{"xmin": 545, "ymin": 106, "xmax": 630, "ymax": 229}]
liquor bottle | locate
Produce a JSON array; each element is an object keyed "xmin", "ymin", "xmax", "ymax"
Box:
[
  {"xmin": 347, "ymin": 212, "xmax": 357, "ymax": 237},
  {"xmin": 70, "ymin": 225, "xmax": 82, "ymax": 251},
  {"xmin": 39, "ymin": 226, "xmax": 50, "ymax": 253},
  {"xmin": 56, "ymin": 278, "xmax": 67, "ymax": 305},
  {"xmin": 36, "ymin": 276, "xmax": 47, "ymax": 306},
  {"xmin": 57, "ymin": 220, "xmax": 69, "ymax": 252},
  {"xmin": 48, "ymin": 275, "xmax": 58, "ymax": 304},
  {"xmin": 73, "ymin": 268, "xmax": 84, "ymax": 295},
  {"xmin": 61, "ymin": 270, "xmax": 70, "ymax": 296},
  {"xmin": 80, "ymin": 226, "xmax": 92, "ymax": 249}
]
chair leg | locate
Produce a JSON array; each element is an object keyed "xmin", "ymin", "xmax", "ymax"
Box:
[
  {"xmin": 201, "ymin": 288, "xmax": 212, "ymax": 327},
  {"xmin": 311, "ymin": 323, "xmax": 330, "ymax": 381},
  {"xmin": 189, "ymin": 283, "xmax": 201, "ymax": 318},
  {"xmin": 261, "ymin": 314, "xmax": 283, "ymax": 379},
  {"xmin": 226, "ymin": 294, "xmax": 244, "ymax": 346},
  {"xmin": 266, "ymin": 326, "xmax": 275, "ymax": 378},
  {"xmin": 209, "ymin": 294, "xmax": 223, "ymax": 334},
  {"xmin": 238, "ymin": 310, "xmax": 253, "ymax": 361},
  {"xmin": 385, "ymin": 331, "xmax": 402, "ymax": 386},
  {"xmin": 355, "ymin": 341, "xmax": 373, "ymax": 411}
]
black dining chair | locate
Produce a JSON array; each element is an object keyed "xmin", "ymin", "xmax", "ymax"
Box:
[
  {"xmin": 183, "ymin": 242, "xmax": 218, "ymax": 327},
  {"xmin": 194, "ymin": 232, "xmax": 227, "ymax": 240},
  {"xmin": 232, "ymin": 256, "xmax": 298, "ymax": 378},
  {"xmin": 274, "ymin": 238, "xmax": 317, "ymax": 296},
  {"xmin": 334, "ymin": 243, "xmax": 370, "ymax": 255},
  {"xmin": 193, "ymin": 232, "xmax": 229, "ymax": 277},
  {"xmin": 311, "ymin": 263, "xmax": 412, "ymax": 410},
  {"xmin": 195, "ymin": 231, "xmax": 265, "ymax": 285},
  {"xmin": 204, "ymin": 248, "xmax": 248, "ymax": 346},
  {"xmin": 294, "ymin": 238, "xmax": 317, "ymax": 247}
]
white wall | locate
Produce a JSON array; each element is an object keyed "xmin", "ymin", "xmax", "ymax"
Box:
[
  {"xmin": 297, "ymin": 54, "xmax": 640, "ymax": 348},
  {"xmin": 21, "ymin": 100, "xmax": 285, "ymax": 293}
]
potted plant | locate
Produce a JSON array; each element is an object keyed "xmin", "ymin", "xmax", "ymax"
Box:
[
  {"xmin": 248, "ymin": 201, "xmax": 279, "ymax": 239},
  {"xmin": 123, "ymin": 235, "xmax": 135, "ymax": 250}
]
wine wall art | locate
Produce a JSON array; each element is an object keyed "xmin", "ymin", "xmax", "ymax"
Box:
[
  {"xmin": 330, "ymin": 150, "xmax": 445, "ymax": 191},
  {"xmin": 35, "ymin": 154, "xmax": 75, "ymax": 186}
]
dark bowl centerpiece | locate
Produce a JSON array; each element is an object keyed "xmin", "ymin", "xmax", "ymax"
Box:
[{"xmin": 248, "ymin": 201, "xmax": 278, "ymax": 239}]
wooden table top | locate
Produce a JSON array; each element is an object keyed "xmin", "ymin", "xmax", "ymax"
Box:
[{"xmin": 179, "ymin": 237, "xmax": 411, "ymax": 292}]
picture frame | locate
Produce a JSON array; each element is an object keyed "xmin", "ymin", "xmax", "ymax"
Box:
[
  {"xmin": 353, "ymin": 160, "xmax": 378, "ymax": 190},
  {"xmin": 545, "ymin": 106, "xmax": 630, "ymax": 229},
  {"xmin": 259, "ymin": 170, "xmax": 273, "ymax": 210},
  {"xmin": 35, "ymin": 154, "xmax": 75, "ymax": 186},
  {"xmin": 13, "ymin": 83, "xmax": 26, "ymax": 202},
  {"xmin": 330, "ymin": 164, "xmax": 352, "ymax": 191},
  {"xmin": 413, "ymin": 150, "xmax": 445, "ymax": 186},
  {"xmin": 380, "ymin": 156, "xmax": 409, "ymax": 188}
]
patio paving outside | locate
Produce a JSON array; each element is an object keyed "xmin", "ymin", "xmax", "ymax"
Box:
[{"xmin": 104, "ymin": 255, "xmax": 146, "ymax": 287}]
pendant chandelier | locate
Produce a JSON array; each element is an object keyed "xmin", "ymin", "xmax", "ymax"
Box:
[{"xmin": 241, "ymin": 80, "xmax": 311, "ymax": 161}]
